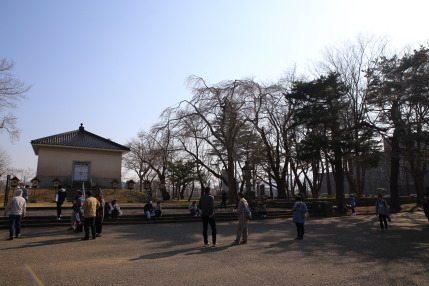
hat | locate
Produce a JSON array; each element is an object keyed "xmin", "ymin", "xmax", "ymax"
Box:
[{"xmin": 149, "ymin": 201, "xmax": 153, "ymax": 204}]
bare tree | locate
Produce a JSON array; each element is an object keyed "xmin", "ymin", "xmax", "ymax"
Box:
[
  {"xmin": 0, "ymin": 58, "xmax": 30, "ymax": 141},
  {"xmin": 123, "ymin": 131, "xmax": 153, "ymax": 191},
  {"xmin": 6, "ymin": 167, "xmax": 35, "ymax": 185},
  {"xmin": 317, "ymin": 34, "xmax": 389, "ymax": 196},
  {"xmin": 0, "ymin": 148, "xmax": 11, "ymax": 177},
  {"xmin": 163, "ymin": 77, "xmax": 259, "ymax": 202}
]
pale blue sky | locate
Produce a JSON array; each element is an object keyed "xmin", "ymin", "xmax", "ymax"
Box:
[{"xmin": 1, "ymin": 0, "xmax": 428, "ymax": 172}]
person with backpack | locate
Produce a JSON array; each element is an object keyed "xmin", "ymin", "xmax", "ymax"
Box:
[
  {"xmin": 231, "ymin": 192, "xmax": 250, "ymax": 245},
  {"xmin": 292, "ymin": 196, "xmax": 307, "ymax": 240},
  {"xmin": 376, "ymin": 195, "xmax": 390, "ymax": 231}
]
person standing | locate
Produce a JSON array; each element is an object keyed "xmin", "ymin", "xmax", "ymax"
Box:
[
  {"xmin": 95, "ymin": 193, "xmax": 105, "ymax": 237},
  {"xmin": 4, "ymin": 189, "xmax": 27, "ymax": 240},
  {"xmin": 376, "ymin": 195, "xmax": 389, "ymax": 231},
  {"xmin": 348, "ymin": 193, "xmax": 357, "ymax": 216},
  {"xmin": 73, "ymin": 191, "xmax": 85, "ymax": 232},
  {"xmin": 56, "ymin": 185, "xmax": 67, "ymax": 220},
  {"xmin": 220, "ymin": 190, "xmax": 227, "ymax": 210},
  {"xmin": 292, "ymin": 196, "xmax": 307, "ymax": 240},
  {"xmin": 231, "ymin": 193, "xmax": 249, "ymax": 245},
  {"xmin": 81, "ymin": 191, "xmax": 100, "ymax": 240},
  {"xmin": 199, "ymin": 187, "xmax": 217, "ymax": 247},
  {"xmin": 22, "ymin": 185, "xmax": 29, "ymax": 202}
]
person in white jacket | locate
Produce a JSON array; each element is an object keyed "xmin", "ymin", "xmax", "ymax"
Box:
[{"xmin": 4, "ymin": 189, "xmax": 27, "ymax": 240}]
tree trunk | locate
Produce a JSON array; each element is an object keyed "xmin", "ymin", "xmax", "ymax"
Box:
[
  {"xmin": 389, "ymin": 131, "xmax": 402, "ymax": 212},
  {"xmin": 332, "ymin": 149, "xmax": 345, "ymax": 206}
]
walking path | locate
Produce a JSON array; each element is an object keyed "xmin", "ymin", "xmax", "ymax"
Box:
[{"xmin": 1, "ymin": 212, "xmax": 428, "ymax": 286}]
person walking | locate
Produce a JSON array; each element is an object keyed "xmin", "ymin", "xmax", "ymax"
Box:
[
  {"xmin": 56, "ymin": 185, "xmax": 67, "ymax": 220},
  {"xmin": 231, "ymin": 193, "xmax": 249, "ymax": 245},
  {"xmin": 199, "ymin": 187, "xmax": 217, "ymax": 247},
  {"xmin": 95, "ymin": 193, "xmax": 105, "ymax": 237},
  {"xmin": 81, "ymin": 191, "xmax": 100, "ymax": 240},
  {"xmin": 4, "ymin": 189, "xmax": 27, "ymax": 240},
  {"xmin": 292, "ymin": 196, "xmax": 307, "ymax": 240},
  {"xmin": 376, "ymin": 194, "xmax": 389, "ymax": 231}
]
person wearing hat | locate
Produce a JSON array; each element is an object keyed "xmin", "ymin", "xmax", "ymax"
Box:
[
  {"xmin": 4, "ymin": 189, "xmax": 27, "ymax": 240},
  {"xmin": 143, "ymin": 201, "xmax": 155, "ymax": 220}
]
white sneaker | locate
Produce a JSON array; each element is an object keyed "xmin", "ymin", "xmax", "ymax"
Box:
[{"xmin": 204, "ymin": 243, "xmax": 210, "ymax": 247}]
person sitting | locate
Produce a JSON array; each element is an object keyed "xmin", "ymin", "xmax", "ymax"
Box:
[
  {"xmin": 154, "ymin": 201, "xmax": 162, "ymax": 217},
  {"xmin": 258, "ymin": 202, "xmax": 267, "ymax": 218},
  {"xmin": 189, "ymin": 201, "xmax": 200, "ymax": 216},
  {"xmin": 143, "ymin": 201, "xmax": 155, "ymax": 220},
  {"xmin": 110, "ymin": 200, "xmax": 122, "ymax": 219}
]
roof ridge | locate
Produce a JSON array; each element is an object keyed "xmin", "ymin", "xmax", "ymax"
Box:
[{"xmin": 31, "ymin": 125, "xmax": 130, "ymax": 153}]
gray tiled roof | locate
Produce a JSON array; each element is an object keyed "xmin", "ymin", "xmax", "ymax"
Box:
[{"xmin": 31, "ymin": 124, "xmax": 130, "ymax": 154}]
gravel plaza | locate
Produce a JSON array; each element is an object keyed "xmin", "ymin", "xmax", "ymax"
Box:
[{"xmin": 1, "ymin": 212, "xmax": 428, "ymax": 286}]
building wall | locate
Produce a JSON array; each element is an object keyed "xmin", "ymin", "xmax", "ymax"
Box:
[{"xmin": 36, "ymin": 146, "xmax": 123, "ymax": 188}]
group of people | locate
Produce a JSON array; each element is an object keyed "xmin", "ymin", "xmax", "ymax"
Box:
[
  {"xmin": 143, "ymin": 201, "xmax": 162, "ymax": 220},
  {"xmin": 196, "ymin": 187, "xmax": 255, "ymax": 247},
  {"xmin": 4, "ymin": 185, "xmax": 429, "ymax": 243},
  {"xmin": 67, "ymin": 190, "xmax": 105, "ymax": 240}
]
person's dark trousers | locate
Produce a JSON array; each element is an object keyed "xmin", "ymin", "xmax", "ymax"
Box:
[
  {"xmin": 202, "ymin": 215, "xmax": 217, "ymax": 244},
  {"xmin": 220, "ymin": 200, "xmax": 226, "ymax": 209},
  {"xmin": 9, "ymin": 215, "xmax": 22, "ymax": 238},
  {"xmin": 56, "ymin": 201, "xmax": 64, "ymax": 218},
  {"xmin": 84, "ymin": 217, "xmax": 96, "ymax": 239},
  {"xmin": 95, "ymin": 217, "xmax": 103, "ymax": 234},
  {"xmin": 295, "ymin": 223, "xmax": 304, "ymax": 238},
  {"xmin": 379, "ymin": 214, "xmax": 388, "ymax": 230}
]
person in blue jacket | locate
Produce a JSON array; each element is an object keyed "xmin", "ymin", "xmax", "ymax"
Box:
[
  {"xmin": 348, "ymin": 194, "xmax": 357, "ymax": 216},
  {"xmin": 292, "ymin": 196, "xmax": 307, "ymax": 240}
]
